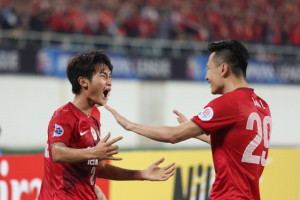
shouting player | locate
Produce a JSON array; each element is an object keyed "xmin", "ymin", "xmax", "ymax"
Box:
[
  {"xmin": 38, "ymin": 50, "xmax": 175, "ymax": 200},
  {"xmin": 106, "ymin": 40, "xmax": 272, "ymax": 200}
]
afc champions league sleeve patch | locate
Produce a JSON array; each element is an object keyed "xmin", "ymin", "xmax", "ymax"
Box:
[
  {"xmin": 53, "ymin": 124, "xmax": 64, "ymax": 137},
  {"xmin": 198, "ymin": 107, "xmax": 214, "ymax": 121}
]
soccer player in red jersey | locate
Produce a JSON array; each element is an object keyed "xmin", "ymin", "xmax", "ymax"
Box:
[
  {"xmin": 38, "ymin": 50, "xmax": 175, "ymax": 200},
  {"xmin": 105, "ymin": 40, "xmax": 272, "ymax": 200}
]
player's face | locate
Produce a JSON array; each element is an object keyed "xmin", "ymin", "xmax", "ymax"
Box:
[
  {"xmin": 87, "ymin": 64, "xmax": 112, "ymax": 106},
  {"xmin": 205, "ymin": 53, "xmax": 225, "ymax": 94}
]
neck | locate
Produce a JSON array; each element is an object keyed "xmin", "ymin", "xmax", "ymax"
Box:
[
  {"xmin": 223, "ymin": 77, "xmax": 248, "ymax": 94},
  {"xmin": 72, "ymin": 95, "xmax": 93, "ymax": 116}
]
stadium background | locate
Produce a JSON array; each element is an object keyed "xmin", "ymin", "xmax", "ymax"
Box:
[{"xmin": 0, "ymin": 0, "xmax": 300, "ymax": 199}]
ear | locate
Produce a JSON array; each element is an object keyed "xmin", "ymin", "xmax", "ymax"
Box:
[
  {"xmin": 78, "ymin": 76, "xmax": 88, "ymax": 89},
  {"xmin": 220, "ymin": 64, "xmax": 230, "ymax": 78}
]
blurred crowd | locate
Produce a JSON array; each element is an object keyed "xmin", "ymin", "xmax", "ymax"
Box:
[{"xmin": 1, "ymin": 0, "xmax": 300, "ymax": 46}]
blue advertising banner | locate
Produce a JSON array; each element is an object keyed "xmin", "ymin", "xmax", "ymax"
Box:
[
  {"xmin": 185, "ymin": 55, "xmax": 208, "ymax": 81},
  {"xmin": 36, "ymin": 48, "xmax": 74, "ymax": 77},
  {"xmin": 36, "ymin": 48, "xmax": 187, "ymax": 80}
]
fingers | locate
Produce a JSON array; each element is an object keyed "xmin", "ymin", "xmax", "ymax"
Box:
[
  {"xmin": 102, "ymin": 146, "xmax": 123, "ymax": 161},
  {"xmin": 104, "ymin": 104, "xmax": 116, "ymax": 115},
  {"xmin": 173, "ymin": 109, "xmax": 188, "ymax": 124},
  {"xmin": 153, "ymin": 157, "xmax": 165, "ymax": 166},
  {"xmin": 163, "ymin": 170, "xmax": 176, "ymax": 180},
  {"xmin": 107, "ymin": 136, "xmax": 123, "ymax": 145},
  {"xmin": 163, "ymin": 162, "xmax": 176, "ymax": 170},
  {"xmin": 162, "ymin": 164, "xmax": 176, "ymax": 180},
  {"xmin": 165, "ymin": 165, "xmax": 176, "ymax": 176},
  {"xmin": 101, "ymin": 132, "xmax": 111, "ymax": 142},
  {"xmin": 107, "ymin": 156, "xmax": 123, "ymax": 161},
  {"xmin": 104, "ymin": 147, "xmax": 123, "ymax": 161},
  {"xmin": 108, "ymin": 145, "xmax": 118, "ymax": 151},
  {"xmin": 173, "ymin": 109, "xmax": 182, "ymax": 117}
]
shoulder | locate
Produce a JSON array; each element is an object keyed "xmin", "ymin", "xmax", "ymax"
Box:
[
  {"xmin": 50, "ymin": 103, "xmax": 77, "ymax": 125},
  {"xmin": 209, "ymin": 92, "xmax": 236, "ymax": 108},
  {"xmin": 205, "ymin": 92, "xmax": 240, "ymax": 116}
]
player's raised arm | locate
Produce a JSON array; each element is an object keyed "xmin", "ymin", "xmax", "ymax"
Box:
[{"xmin": 105, "ymin": 105, "xmax": 205, "ymax": 144}]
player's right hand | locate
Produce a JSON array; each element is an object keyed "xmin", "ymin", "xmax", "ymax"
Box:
[
  {"xmin": 104, "ymin": 105, "xmax": 132, "ymax": 131},
  {"xmin": 93, "ymin": 132, "xmax": 123, "ymax": 161}
]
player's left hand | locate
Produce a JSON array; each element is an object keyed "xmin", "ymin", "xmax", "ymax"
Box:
[
  {"xmin": 143, "ymin": 158, "xmax": 175, "ymax": 181},
  {"xmin": 173, "ymin": 109, "xmax": 188, "ymax": 124}
]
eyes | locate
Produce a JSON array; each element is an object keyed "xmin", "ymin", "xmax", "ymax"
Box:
[{"xmin": 99, "ymin": 71, "xmax": 111, "ymax": 79}]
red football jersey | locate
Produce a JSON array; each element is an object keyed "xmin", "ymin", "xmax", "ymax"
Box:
[
  {"xmin": 38, "ymin": 103, "xmax": 101, "ymax": 200},
  {"xmin": 192, "ymin": 88, "xmax": 272, "ymax": 200}
]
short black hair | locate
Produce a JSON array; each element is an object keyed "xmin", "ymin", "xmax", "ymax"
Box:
[
  {"xmin": 66, "ymin": 50, "xmax": 113, "ymax": 94},
  {"xmin": 208, "ymin": 40, "xmax": 249, "ymax": 78}
]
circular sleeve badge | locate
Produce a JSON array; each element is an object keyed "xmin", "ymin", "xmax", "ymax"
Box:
[
  {"xmin": 198, "ymin": 107, "xmax": 214, "ymax": 121},
  {"xmin": 53, "ymin": 124, "xmax": 64, "ymax": 137}
]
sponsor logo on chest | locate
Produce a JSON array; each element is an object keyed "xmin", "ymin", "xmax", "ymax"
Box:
[{"xmin": 80, "ymin": 127, "xmax": 98, "ymax": 141}]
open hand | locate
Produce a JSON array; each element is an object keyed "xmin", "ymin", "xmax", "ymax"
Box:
[
  {"xmin": 173, "ymin": 109, "xmax": 188, "ymax": 124},
  {"xmin": 105, "ymin": 105, "xmax": 132, "ymax": 130},
  {"xmin": 93, "ymin": 132, "xmax": 123, "ymax": 161},
  {"xmin": 143, "ymin": 158, "xmax": 175, "ymax": 181}
]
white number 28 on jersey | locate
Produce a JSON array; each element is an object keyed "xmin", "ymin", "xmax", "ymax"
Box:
[{"xmin": 242, "ymin": 112, "xmax": 272, "ymax": 166}]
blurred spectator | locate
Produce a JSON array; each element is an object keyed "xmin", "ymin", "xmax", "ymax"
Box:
[{"xmin": 0, "ymin": 0, "xmax": 299, "ymax": 46}]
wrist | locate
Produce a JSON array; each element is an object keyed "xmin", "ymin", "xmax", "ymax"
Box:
[
  {"xmin": 127, "ymin": 121, "xmax": 135, "ymax": 131},
  {"xmin": 138, "ymin": 169, "xmax": 147, "ymax": 180},
  {"xmin": 87, "ymin": 147, "xmax": 98, "ymax": 160}
]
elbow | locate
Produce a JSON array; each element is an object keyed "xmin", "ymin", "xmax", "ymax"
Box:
[
  {"xmin": 169, "ymin": 138, "xmax": 181, "ymax": 144},
  {"xmin": 52, "ymin": 153, "xmax": 63, "ymax": 163},
  {"xmin": 51, "ymin": 145, "xmax": 65, "ymax": 163},
  {"xmin": 165, "ymin": 135, "xmax": 181, "ymax": 144},
  {"xmin": 165, "ymin": 126, "xmax": 187, "ymax": 144}
]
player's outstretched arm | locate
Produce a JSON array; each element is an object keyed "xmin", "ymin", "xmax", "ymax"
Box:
[
  {"xmin": 51, "ymin": 132, "xmax": 123, "ymax": 163},
  {"xmin": 96, "ymin": 158, "xmax": 175, "ymax": 181},
  {"xmin": 105, "ymin": 105, "xmax": 205, "ymax": 144}
]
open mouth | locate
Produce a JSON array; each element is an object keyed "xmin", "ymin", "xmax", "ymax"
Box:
[{"xmin": 103, "ymin": 88, "xmax": 110, "ymax": 98}]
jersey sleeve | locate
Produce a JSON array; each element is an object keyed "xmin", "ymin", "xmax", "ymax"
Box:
[
  {"xmin": 48, "ymin": 111, "xmax": 73, "ymax": 146},
  {"xmin": 191, "ymin": 95, "xmax": 239, "ymax": 135}
]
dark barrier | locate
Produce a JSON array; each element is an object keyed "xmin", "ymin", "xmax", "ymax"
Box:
[
  {"xmin": 1, "ymin": 46, "xmax": 300, "ymax": 84},
  {"xmin": 0, "ymin": 47, "xmax": 38, "ymax": 74}
]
